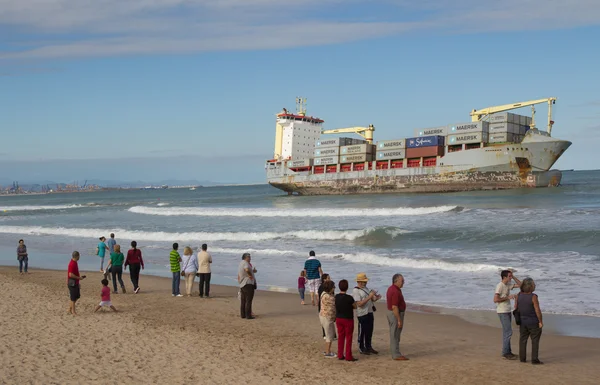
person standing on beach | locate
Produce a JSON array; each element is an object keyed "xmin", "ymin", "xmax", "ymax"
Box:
[
  {"xmin": 238, "ymin": 253, "xmax": 256, "ymax": 319},
  {"xmin": 335, "ymin": 279, "xmax": 357, "ymax": 362},
  {"xmin": 304, "ymin": 251, "xmax": 323, "ymax": 306},
  {"xmin": 17, "ymin": 239, "xmax": 28, "ymax": 274},
  {"xmin": 124, "ymin": 241, "xmax": 144, "ymax": 294},
  {"xmin": 107, "ymin": 233, "xmax": 117, "ymax": 254},
  {"xmin": 170, "ymin": 243, "xmax": 183, "ymax": 297},
  {"xmin": 319, "ymin": 280, "xmax": 337, "ymax": 358},
  {"xmin": 386, "ymin": 273, "xmax": 409, "ymax": 361},
  {"xmin": 515, "ymin": 278, "xmax": 544, "ymax": 365},
  {"xmin": 353, "ymin": 273, "xmax": 381, "ymax": 355},
  {"xmin": 197, "ymin": 244, "xmax": 212, "ymax": 298},
  {"xmin": 67, "ymin": 251, "xmax": 86, "ymax": 315},
  {"xmin": 108, "ymin": 244, "xmax": 126, "ymax": 294},
  {"xmin": 97, "ymin": 237, "xmax": 109, "ymax": 272},
  {"xmin": 494, "ymin": 270, "xmax": 522, "ymax": 360},
  {"xmin": 182, "ymin": 246, "xmax": 198, "ymax": 297}
]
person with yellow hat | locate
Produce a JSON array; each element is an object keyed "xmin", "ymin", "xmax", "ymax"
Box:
[{"xmin": 352, "ymin": 273, "xmax": 382, "ymax": 355}]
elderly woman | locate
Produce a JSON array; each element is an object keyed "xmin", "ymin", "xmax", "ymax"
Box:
[
  {"xmin": 319, "ymin": 280, "xmax": 337, "ymax": 358},
  {"xmin": 515, "ymin": 278, "xmax": 543, "ymax": 365},
  {"xmin": 181, "ymin": 246, "xmax": 198, "ymax": 296}
]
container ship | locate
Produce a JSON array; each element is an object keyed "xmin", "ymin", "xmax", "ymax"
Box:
[{"xmin": 265, "ymin": 97, "xmax": 571, "ymax": 195}]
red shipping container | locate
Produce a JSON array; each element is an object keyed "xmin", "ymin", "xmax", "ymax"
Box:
[
  {"xmin": 376, "ymin": 161, "xmax": 389, "ymax": 170},
  {"xmin": 353, "ymin": 163, "xmax": 365, "ymax": 171},
  {"xmin": 406, "ymin": 146, "xmax": 444, "ymax": 158},
  {"xmin": 391, "ymin": 161, "xmax": 403, "ymax": 169},
  {"xmin": 368, "ymin": 162, "xmax": 373, "ymax": 170},
  {"xmin": 314, "ymin": 166, "xmax": 325, "ymax": 174},
  {"xmin": 407, "ymin": 158, "xmax": 421, "ymax": 168},
  {"xmin": 423, "ymin": 157, "xmax": 437, "ymax": 167},
  {"xmin": 326, "ymin": 165, "xmax": 338, "ymax": 173},
  {"xmin": 341, "ymin": 164, "xmax": 352, "ymax": 172}
]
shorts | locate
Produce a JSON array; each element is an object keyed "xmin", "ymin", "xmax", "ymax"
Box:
[
  {"xmin": 68, "ymin": 284, "xmax": 81, "ymax": 301},
  {"xmin": 307, "ymin": 279, "xmax": 321, "ymax": 293},
  {"xmin": 319, "ymin": 315, "xmax": 336, "ymax": 342},
  {"xmin": 99, "ymin": 301, "xmax": 112, "ymax": 307}
]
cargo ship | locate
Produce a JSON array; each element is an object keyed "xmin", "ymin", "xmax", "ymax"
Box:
[{"xmin": 265, "ymin": 97, "xmax": 571, "ymax": 195}]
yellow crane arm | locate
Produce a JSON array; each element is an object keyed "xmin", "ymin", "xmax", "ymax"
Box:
[
  {"xmin": 470, "ymin": 97, "xmax": 557, "ymax": 134},
  {"xmin": 321, "ymin": 124, "xmax": 375, "ymax": 143}
]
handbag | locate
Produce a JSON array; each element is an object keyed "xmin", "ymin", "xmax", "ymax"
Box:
[
  {"xmin": 513, "ymin": 294, "xmax": 521, "ymax": 325},
  {"xmin": 180, "ymin": 255, "xmax": 192, "ymax": 277},
  {"xmin": 358, "ymin": 287, "xmax": 377, "ymax": 312}
]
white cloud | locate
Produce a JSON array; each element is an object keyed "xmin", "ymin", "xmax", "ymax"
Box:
[{"xmin": 1, "ymin": 0, "xmax": 599, "ymax": 59}]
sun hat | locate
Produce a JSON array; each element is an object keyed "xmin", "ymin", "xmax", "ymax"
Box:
[{"xmin": 356, "ymin": 273, "xmax": 369, "ymax": 282}]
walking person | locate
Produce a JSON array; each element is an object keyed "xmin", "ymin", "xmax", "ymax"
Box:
[
  {"xmin": 170, "ymin": 243, "xmax": 183, "ymax": 297},
  {"xmin": 97, "ymin": 236, "xmax": 109, "ymax": 272},
  {"xmin": 108, "ymin": 244, "xmax": 126, "ymax": 294},
  {"xmin": 107, "ymin": 233, "xmax": 117, "ymax": 254},
  {"xmin": 94, "ymin": 279, "xmax": 118, "ymax": 313},
  {"xmin": 182, "ymin": 246, "xmax": 198, "ymax": 297},
  {"xmin": 17, "ymin": 239, "xmax": 28, "ymax": 274},
  {"xmin": 515, "ymin": 278, "xmax": 544, "ymax": 364},
  {"xmin": 67, "ymin": 251, "xmax": 86, "ymax": 315},
  {"xmin": 298, "ymin": 271, "xmax": 307, "ymax": 305},
  {"xmin": 238, "ymin": 253, "xmax": 256, "ymax": 319},
  {"xmin": 335, "ymin": 279, "xmax": 357, "ymax": 361},
  {"xmin": 353, "ymin": 273, "xmax": 382, "ymax": 355},
  {"xmin": 386, "ymin": 273, "xmax": 409, "ymax": 361},
  {"xmin": 319, "ymin": 280, "xmax": 337, "ymax": 358},
  {"xmin": 197, "ymin": 244, "xmax": 212, "ymax": 298},
  {"xmin": 494, "ymin": 270, "xmax": 522, "ymax": 360},
  {"xmin": 304, "ymin": 251, "xmax": 323, "ymax": 306},
  {"xmin": 124, "ymin": 241, "xmax": 144, "ymax": 294}
]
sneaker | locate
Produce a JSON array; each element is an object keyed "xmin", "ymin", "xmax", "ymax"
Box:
[
  {"xmin": 359, "ymin": 350, "xmax": 371, "ymax": 355},
  {"xmin": 176, "ymin": 294, "xmax": 183, "ymax": 297},
  {"xmin": 134, "ymin": 287, "xmax": 140, "ymax": 294},
  {"xmin": 324, "ymin": 353, "xmax": 337, "ymax": 358},
  {"xmin": 531, "ymin": 359, "xmax": 544, "ymax": 365},
  {"xmin": 503, "ymin": 353, "xmax": 518, "ymax": 360},
  {"xmin": 113, "ymin": 291, "xmax": 118, "ymax": 294},
  {"xmin": 121, "ymin": 287, "xmax": 126, "ymax": 294},
  {"xmin": 172, "ymin": 294, "xmax": 175, "ymax": 297},
  {"xmin": 368, "ymin": 348, "xmax": 379, "ymax": 355}
]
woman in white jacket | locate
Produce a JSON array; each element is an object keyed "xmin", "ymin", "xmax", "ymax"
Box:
[{"xmin": 181, "ymin": 246, "xmax": 198, "ymax": 296}]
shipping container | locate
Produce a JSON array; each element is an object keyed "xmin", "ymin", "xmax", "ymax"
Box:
[
  {"xmin": 287, "ymin": 159, "xmax": 313, "ymax": 168},
  {"xmin": 313, "ymin": 156, "xmax": 339, "ymax": 166},
  {"xmin": 406, "ymin": 135, "xmax": 445, "ymax": 148},
  {"xmin": 313, "ymin": 166, "xmax": 325, "ymax": 174},
  {"xmin": 376, "ymin": 139, "xmax": 405, "ymax": 150},
  {"xmin": 376, "ymin": 161, "xmax": 390, "ymax": 170},
  {"xmin": 447, "ymin": 144, "xmax": 463, "ymax": 153},
  {"xmin": 447, "ymin": 121, "xmax": 489, "ymax": 135},
  {"xmin": 489, "ymin": 112, "xmax": 518, "ymax": 123},
  {"xmin": 488, "ymin": 132, "xmax": 518, "ymax": 143},
  {"xmin": 353, "ymin": 163, "xmax": 365, "ymax": 171},
  {"xmin": 351, "ymin": 138, "xmax": 367, "ymax": 145},
  {"xmin": 326, "ymin": 165, "xmax": 338, "ymax": 173},
  {"xmin": 423, "ymin": 157, "xmax": 437, "ymax": 167},
  {"xmin": 519, "ymin": 125, "xmax": 530, "ymax": 135},
  {"xmin": 340, "ymin": 164, "xmax": 352, "ymax": 172},
  {"xmin": 518, "ymin": 115, "xmax": 528, "ymax": 126},
  {"xmin": 315, "ymin": 137, "xmax": 353, "ymax": 148},
  {"xmin": 465, "ymin": 142, "xmax": 482, "ymax": 150},
  {"xmin": 314, "ymin": 147, "xmax": 339, "ymax": 157},
  {"xmin": 406, "ymin": 146, "xmax": 444, "ymax": 158},
  {"xmin": 407, "ymin": 158, "xmax": 421, "ymax": 168},
  {"xmin": 376, "ymin": 149, "xmax": 406, "ymax": 161},
  {"xmin": 447, "ymin": 132, "xmax": 488, "ymax": 145},
  {"xmin": 340, "ymin": 154, "xmax": 373, "ymax": 164},
  {"xmin": 390, "ymin": 160, "xmax": 404, "ymax": 169},
  {"xmin": 489, "ymin": 122, "xmax": 520, "ymax": 134},
  {"xmin": 414, "ymin": 126, "xmax": 447, "ymax": 137},
  {"xmin": 340, "ymin": 144, "xmax": 374, "ymax": 154}
]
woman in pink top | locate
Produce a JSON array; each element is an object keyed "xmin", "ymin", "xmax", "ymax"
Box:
[
  {"xmin": 298, "ymin": 271, "xmax": 307, "ymax": 305},
  {"xmin": 94, "ymin": 279, "xmax": 118, "ymax": 312}
]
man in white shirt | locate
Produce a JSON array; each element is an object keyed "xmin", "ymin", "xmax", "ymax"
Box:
[
  {"xmin": 352, "ymin": 273, "xmax": 382, "ymax": 355},
  {"xmin": 197, "ymin": 243, "xmax": 213, "ymax": 298},
  {"xmin": 494, "ymin": 269, "xmax": 521, "ymax": 360}
]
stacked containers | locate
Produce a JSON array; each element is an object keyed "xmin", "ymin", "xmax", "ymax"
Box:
[
  {"xmin": 488, "ymin": 113, "xmax": 530, "ymax": 143},
  {"xmin": 313, "ymin": 137, "xmax": 353, "ymax": 167},
  {"xmin": 446, "ymin": 122, "xmax": 489, "ymax": 146},
  {"xmin": 375, "ymin": 139, "xmax": 406, "ymax": 169},
  {"xmin": 406, "ymin": 136, "xmax": 445, "ymax": 167},
  {"xmin": 414, "ymin": 126, "xmax": 447, "ymax": 137},
  {"xmin": 340, "ymin": 143, "xmax": 375, "ymax": 164}
]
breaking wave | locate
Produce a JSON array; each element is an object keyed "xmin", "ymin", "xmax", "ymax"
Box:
[
  {"xmin": 128, "ymin": 205, "xmax": 460, "ymax": 217},
  {"xmin": 0, "ymin": 204, "xmax": 83, "ymax": 212}
]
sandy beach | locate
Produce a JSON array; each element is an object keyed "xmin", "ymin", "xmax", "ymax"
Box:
[{"xmin": 1, "ymin": 267, "xmax": 598, "ymax": 385}]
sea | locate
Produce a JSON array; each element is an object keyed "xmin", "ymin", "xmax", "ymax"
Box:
[{"xmin": 1, "ymin": 170, "xmax": 600, "ymax": 336}]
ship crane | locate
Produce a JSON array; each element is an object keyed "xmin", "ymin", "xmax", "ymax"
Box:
[
  {"xmin": 321, "ymin": 124, "xmax": 375, "ymax": 144},
  {"xmin": 470, "ymin": 97, "xmax": 557, "ymax": 135}
]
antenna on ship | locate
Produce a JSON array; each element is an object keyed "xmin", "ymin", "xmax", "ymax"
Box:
[{"xmin": 296, "ymin": 97, "xmax": 307, "ymax": 116}]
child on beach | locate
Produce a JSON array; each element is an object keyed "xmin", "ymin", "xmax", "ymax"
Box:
[
  {"xmin": 298, "ymin": 271, "xmax": 307, "ymax": 305},
  {"xmin": 94, "ymin": 279, "xmax": 118, "ymax": 312}
]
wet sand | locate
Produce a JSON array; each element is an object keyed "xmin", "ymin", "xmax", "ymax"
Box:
[{"xmin": 1, "ymin": 267, "xmax": 598, "ymax": 384}]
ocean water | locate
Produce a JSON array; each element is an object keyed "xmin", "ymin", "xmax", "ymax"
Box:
[{"xmin": 1, "ymin": 170, "xmax": 600, "ymax": 319}]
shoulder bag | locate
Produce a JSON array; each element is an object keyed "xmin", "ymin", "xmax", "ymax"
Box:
[
  {"xmin": 181, "ymin": 255, "xmax": 192, "ymax": 277},
  {"xmin": 357, "ymin": 287, "xmax": 377, "ymax": 312}
]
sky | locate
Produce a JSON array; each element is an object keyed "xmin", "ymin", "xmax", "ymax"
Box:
[{"xmin": 1, "ymin": 0, "xmax": 600, "ymax": 184}]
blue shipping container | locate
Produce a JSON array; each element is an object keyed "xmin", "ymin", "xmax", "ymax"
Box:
[{"xmin": 406, "ymin": 136, "xmax": 445, "ymax": 148}]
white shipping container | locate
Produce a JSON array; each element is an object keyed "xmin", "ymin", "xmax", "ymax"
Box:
[
  {"xmin": 414, "ymin": 126, "xmax": 447, "ymax": 137},
  {"xmin": 315, "ymin": 137, "xmax": 353, "ymax": 148},
  {"xmin": 489, "ymin": 112, "xmax": 518, "ymax": 123},
  {"xmin": 314, "ymin": 147, "xmax": 339, "ymax": 157},
  {"xmin": 287, "ymin": 159, "xmax": 313, "ymax": 168},
  {"xmin": 340, "ymin": 144, "xmax": 374, "ymax": 154},
  {"xmin": 488, "ymin": 132, "xmax": 518, "ymax": 143},
  {"xmin": 447, "ymin": 132, "xmax": 488, "ymax": 145},
  {"xmin": 447, "ymin": 121, "xmax": 489, "ymax": 135},
  {"xmin": 314, "ymin": 156, "xmax": 339, "ymax": 166},
  {"xmin": 376, "ymin": 139, "xmax": 405, "ymax": 150},
  {"xmin": 376, "ymin": 149, "xmax": 406, "ymax": 160},
  {"xmin": 489, "ymin": 122, "xmax": 520, "ymax": 134},
  {"xmin": 340, "ymin": 154, "xmax": 373, "ymax": 163}
]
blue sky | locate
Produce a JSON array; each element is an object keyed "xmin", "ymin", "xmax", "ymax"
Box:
[{"xmin": 1, "ymin": 0, "xmax": 599, "ymax": 184}]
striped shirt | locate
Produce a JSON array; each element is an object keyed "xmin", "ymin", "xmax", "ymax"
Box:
[
  {"xmin": 169, "ymin": 250, "xmax": 181, "ymax": 272},
  {"xmin": 304, "ymin": 257, "xmax": 321, "ymax": 280}
]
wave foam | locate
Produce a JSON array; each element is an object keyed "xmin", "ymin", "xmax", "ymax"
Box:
[
  {"xmin": 128, "ymin": 205, "xmax": 459, "ymax": 218},
  {"xmin": 0, "ymin": 205, "xmax": 82, "ymax": 212}
]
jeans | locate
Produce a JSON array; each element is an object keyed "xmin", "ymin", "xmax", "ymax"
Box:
[
  {"xmin": 387, "ymin": 310, "xmax": 405, "ymax": 358},
  {"xmin": 99, "ymin": 256, "xmax": 105, "ymax": 270},
  {"xmin": 498, "ymin": 312, "xmax": 513, "ymax": 355},
  {"xmin": 240, "ymin": 284, "xmax": 255, "ymax": 318},
  {"xmin": 129, "ymin": 263, "xmax": 141, "ymax": 290},
  {"xmin": 111, "ymin": 265, "xmax": 125, "ymax": 292},
  {"xmin": 298, "ymin": 288, "xmax": 305, "ymax": 301},
  {"xmin": 198, "ymin": 273, "xmax": 211, "ymax": 297},
  {"xmin": 19, "ymin": 257, "xmax": 28, "ymax": 273},
  {"xmin": 519, "ymin": 324, "xmax": 542, "ymax": 361},
  {"xmin": 185, "ymin": 272, "xmax": 196, "ymax": 296},
  {"xmin": 336, "ymin": 318, "xmax": 354, "ymax": 361},
  {"xmin": 172, "ymin": 272, "xmax": 181, "ymax": 295},
  {"xmin": 358, "ymin": 312, "xmax": 375, "ymax": 351}
]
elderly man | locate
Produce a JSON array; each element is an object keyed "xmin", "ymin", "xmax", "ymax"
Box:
[
  {"xmin": 386, "ymin": 273, "xmax": 408, "ymax": 361},
  {"xmin": 352, "ymin": 273, "xmax": 381, "ymax": 355},
  {"xmin": 238, "ymin": 253, "xmax": 256, "ymax": 319}
]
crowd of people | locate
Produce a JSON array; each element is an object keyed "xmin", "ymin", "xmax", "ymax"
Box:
[{"xmin": 19, "ymin": 237, "xmax": 544, "ymax": 364}]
